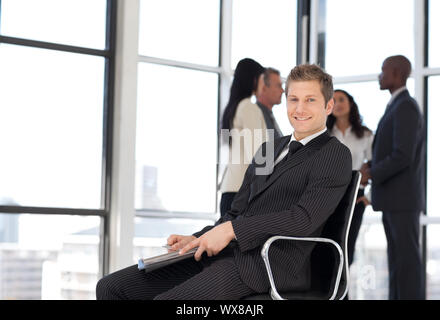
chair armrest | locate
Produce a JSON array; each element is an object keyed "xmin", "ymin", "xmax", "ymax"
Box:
[{"xmin": 260, "ymin": 236, "xmax": 344, "ymax": 300}]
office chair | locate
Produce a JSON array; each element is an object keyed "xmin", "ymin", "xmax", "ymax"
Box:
[{"xmin": 243, "ymin": 170, "xmax": 361, "ymax": 300}]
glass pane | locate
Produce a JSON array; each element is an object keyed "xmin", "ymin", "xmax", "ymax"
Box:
[
  {"xmin": 231, "ymin": 0, "xmax": 297, "ymax": 77},
  {"xmin": 429, "ymin": 0, "xmax": 440, "ymax": 67},
  {"xmin": 428, "ymin": 225, "xmax": 440, "ymax": 299},
  {"xmin": 334, "ymin": 79, "xmax": 415, "ymax": 133},
  {"xmin": 348, "ymin": 220, "xmax": 388, "ymax": 300},
  {"xmin": 0, "ymin": 0, "xmax": 107, "ymax": 49},
  {"xmin": 427, "ymin": 76, "xmax": 440, "ymax": 217},
  {"xmin": 136, "ymin": 63, "xmax": 218, "ymax": 213},
  {"xmin": 324, "ymin": 0, "xmax": 414, "ymax": 77},
  {"xmin": 138, "ymin": 0, "xmax": 220, "ymax": 66},
  {"xmin": 0, "ymin": 44, "xmax": 105, "ymax": 209},
  {"xmin": 133, "ymin": 216, "xmax": 214, "ymax": 264},
  {"xmin": 0, "ymin": 213, "xmax": 101, "ymax": 300}
]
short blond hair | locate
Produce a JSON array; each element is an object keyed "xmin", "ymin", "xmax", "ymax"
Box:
[{"xmin": 285, "ymin": 64, "xmax": 334, "ymax": 104}]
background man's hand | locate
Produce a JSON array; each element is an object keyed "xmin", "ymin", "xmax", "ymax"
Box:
[
  {"xmin": 356, "ymin": 195, "xmax": 370, "ymax": 207},
  {"xmin": 179, "ymin": 221, "xmax": 236, "ymax": 261},
  {"xmin": 359, "ymin": 162, "xmax": 372, "ymax": 186}
]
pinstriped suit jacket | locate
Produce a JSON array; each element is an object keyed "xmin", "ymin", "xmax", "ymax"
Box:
[{"xmin": 194, "ymin": 131, "xmax": 352, "ymax": 293}]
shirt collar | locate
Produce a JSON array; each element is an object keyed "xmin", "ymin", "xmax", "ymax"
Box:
[
  {"xmin": 290, "ymin": 127, "xmax": 327, "ymax": 146},
  {"xmin": 332, "ymin": 125, "xmax": 352, "ymax": 135},
  {"xmin": 388, "ymin": 86, "xmax": 407, "ymax": 105}
]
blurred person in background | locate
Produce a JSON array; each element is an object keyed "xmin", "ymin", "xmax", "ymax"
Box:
[
  {"xmin": 327, "ymin": 89, "xmax": 374, "ymax": 299},
  {"xmin": 360, "ymin": 55, "xmax": 425, "ymax": 300},
  {"xmin": 255, "ymin": 67, "xmax": 284, "ymax": 141},
  {"xmin": 219, "ymin": 58, "xmax": 266, "ymax": 217}
]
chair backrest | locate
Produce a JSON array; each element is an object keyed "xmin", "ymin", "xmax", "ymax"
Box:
[{"xmin": 309, "ymin": 170, "xmax": 361, "ymax": 299}]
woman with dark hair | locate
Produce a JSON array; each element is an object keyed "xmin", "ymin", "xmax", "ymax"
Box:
[
  {"xmin": 327, "ymin": 89, "xmax": 374, "ymax": 268},
  {"xmin": 219, "ymin": 58, "xmax": 265, "ymax": 217}
]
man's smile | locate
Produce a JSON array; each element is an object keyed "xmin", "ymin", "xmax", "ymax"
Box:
[{"xmin": 294, "ymin": 116, "xmax": 312, "ymax": 121}]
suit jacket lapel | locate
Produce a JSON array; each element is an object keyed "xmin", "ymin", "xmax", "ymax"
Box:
[
  {"xmin": 248, "ymin": 131, "xmax": 332, "ymax": 203},
  {"xmin": 248, "ymin": 135, "xmax": 290, "ymax": 202}
]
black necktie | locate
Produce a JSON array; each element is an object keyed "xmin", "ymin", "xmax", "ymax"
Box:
[
  {"xmin": 273, "ymin": 140, "xmax": 303, "ymax": 170},
  {"xmin": 267, "ymin": 140, "xmax": 303, "ymax": 178},
  {"xmin": 286, "ymin": 141, "xmax": 303, "ymax": 160}
]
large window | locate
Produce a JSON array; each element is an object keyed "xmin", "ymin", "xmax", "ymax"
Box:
[
  {"xmin": 135, "ymin": 63, "xmax": 219, "ymax": 213},
  {"xmin": 320, "ymin": 0, "xmax": 440, "ymax": 300},
  {"xmin": 428, "ymin": 0, "xmax": 440, "ymax": 67},
  {"xmin": 134, "ymin": 0, "xmax": 221, "ymax": 255},
  {"xmin": 424, "ymin": 0, "xmax": 440, "ymax": 300},
  {"xmin": 134, "ymin": 0, "xmax": 299, "ymax": 256},
  {"xmin": 323, "ymin": 0, "xmax": 414, "ymax": 77},
  {"xmin": 231, "ymin": 0, "xmax": 297, "ymax": 77},
  {"xmin": 0, "ymin": 213, "xmax": 101, "ymax": 300},
  {"xmin": 0, "ymin": 0, "xmax": 107, "ymax": 49},
  {"xmin": 348, "ymin": 223, "xmax": 388, "ymax": 300},
  {"xmin": 0, "ymin": 45, "xmax": 105, "ymax": 209},
  {"xmin": 427, "ymin": 76, "xmax": 440, "ymax": 217},
  {"xmin": 0, "ymin": 0, "xmax": 114, "ymax": 300},
  {"xmin": 138, "ymin": 0, "xmax": 220, "ymax": 66},
  {"xmin": 427, "ymin": 225, "xmax": 440, "ymax": 299}
]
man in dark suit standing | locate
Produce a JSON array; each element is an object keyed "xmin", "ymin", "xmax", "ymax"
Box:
[
  {"xmin": 360, "ymin": 55, "xmax": 425, "ymax": 300},
  {"xmin": 96, "ymin": 64, "xmax": 352, "ymax": 300}
]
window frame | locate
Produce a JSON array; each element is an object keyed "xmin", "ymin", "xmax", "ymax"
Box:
[
  {"xmin": 0, "ymin": 0, "xmax": 117, "ymax": 279},
  {"xmin": 134, "ymin": 0, "xmax": 222, "ymax": 221}
]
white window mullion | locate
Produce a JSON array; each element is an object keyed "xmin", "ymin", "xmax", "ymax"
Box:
[
  {"xmin": 109, "ymin": 0, "xmax": 140, "ymax": 273},
  {"xmin": 220, "ymin": 0, "xmax": 233, "ymax": 107},
  {"xmin": 309, "ymin": 0, "xmax": 320, "ymax": 64},
  {"xmin": 414, "ymin": 0, "xmax": 425, "ymax": 110}
]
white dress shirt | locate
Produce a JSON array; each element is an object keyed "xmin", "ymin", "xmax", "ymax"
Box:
[
  {"xmin": 330, "ymin": 126, "xmax": 374, "ymax": 171},
  {"xmin": 330, "ymin": 125, "xmax": 374, "ymax": 193},
  {"xmin": 386, "ymin": 86, "xmax": 407, "ymax": 110}
]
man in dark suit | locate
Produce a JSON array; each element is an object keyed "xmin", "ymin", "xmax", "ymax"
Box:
[
  {"xmin": 360, "ymin": 55, "xmax": 425, "ymax": 300},
  {"xmin": 96, "ymin": 64, "xmax": 352, "ymax": 300}
]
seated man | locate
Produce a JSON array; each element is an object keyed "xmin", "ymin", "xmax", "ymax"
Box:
[{"xmin": 96, "ymin": 64, "xmax": 352, "ymax": 300}]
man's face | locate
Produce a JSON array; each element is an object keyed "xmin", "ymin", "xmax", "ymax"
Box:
[
  {"xmin": 379, "ymin": 59, "xmax": 396, "ymax": 90},
  {"xmin": 286, "ymin": 80, "xmax": 333, "ymax": 140},
  {"xmin": 264, "ymin": 73, "xmax": 284, "ymax": 105}
]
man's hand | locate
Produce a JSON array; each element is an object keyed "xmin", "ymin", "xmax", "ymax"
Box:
[
  {"xmin": 179, "ymin": 221, "xmax": 236, "ymax": 261},
  {"xmin": 167, "ymin": 234, "xmax": 196, "ymax": 251},
  {"xmin": 356, "ymin": 196, "xmax": 370, "ymax": 207},
  {"xmin": 359, "ymin": 162, "xmax": 372, "ymax": 186}
]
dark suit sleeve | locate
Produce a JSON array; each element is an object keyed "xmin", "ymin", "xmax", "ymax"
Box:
[
  {"xmin": 231, "ymin": 143, "xmax": 352, "ymax": 253},
  {"xmin": 370, "ymin": 101, "xmax": 422, "ymax": 185}
]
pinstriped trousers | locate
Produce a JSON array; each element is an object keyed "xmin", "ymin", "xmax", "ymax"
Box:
[{"xmin": 96, "ymin": 248, "xmax": 255, "ymax": 300}]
